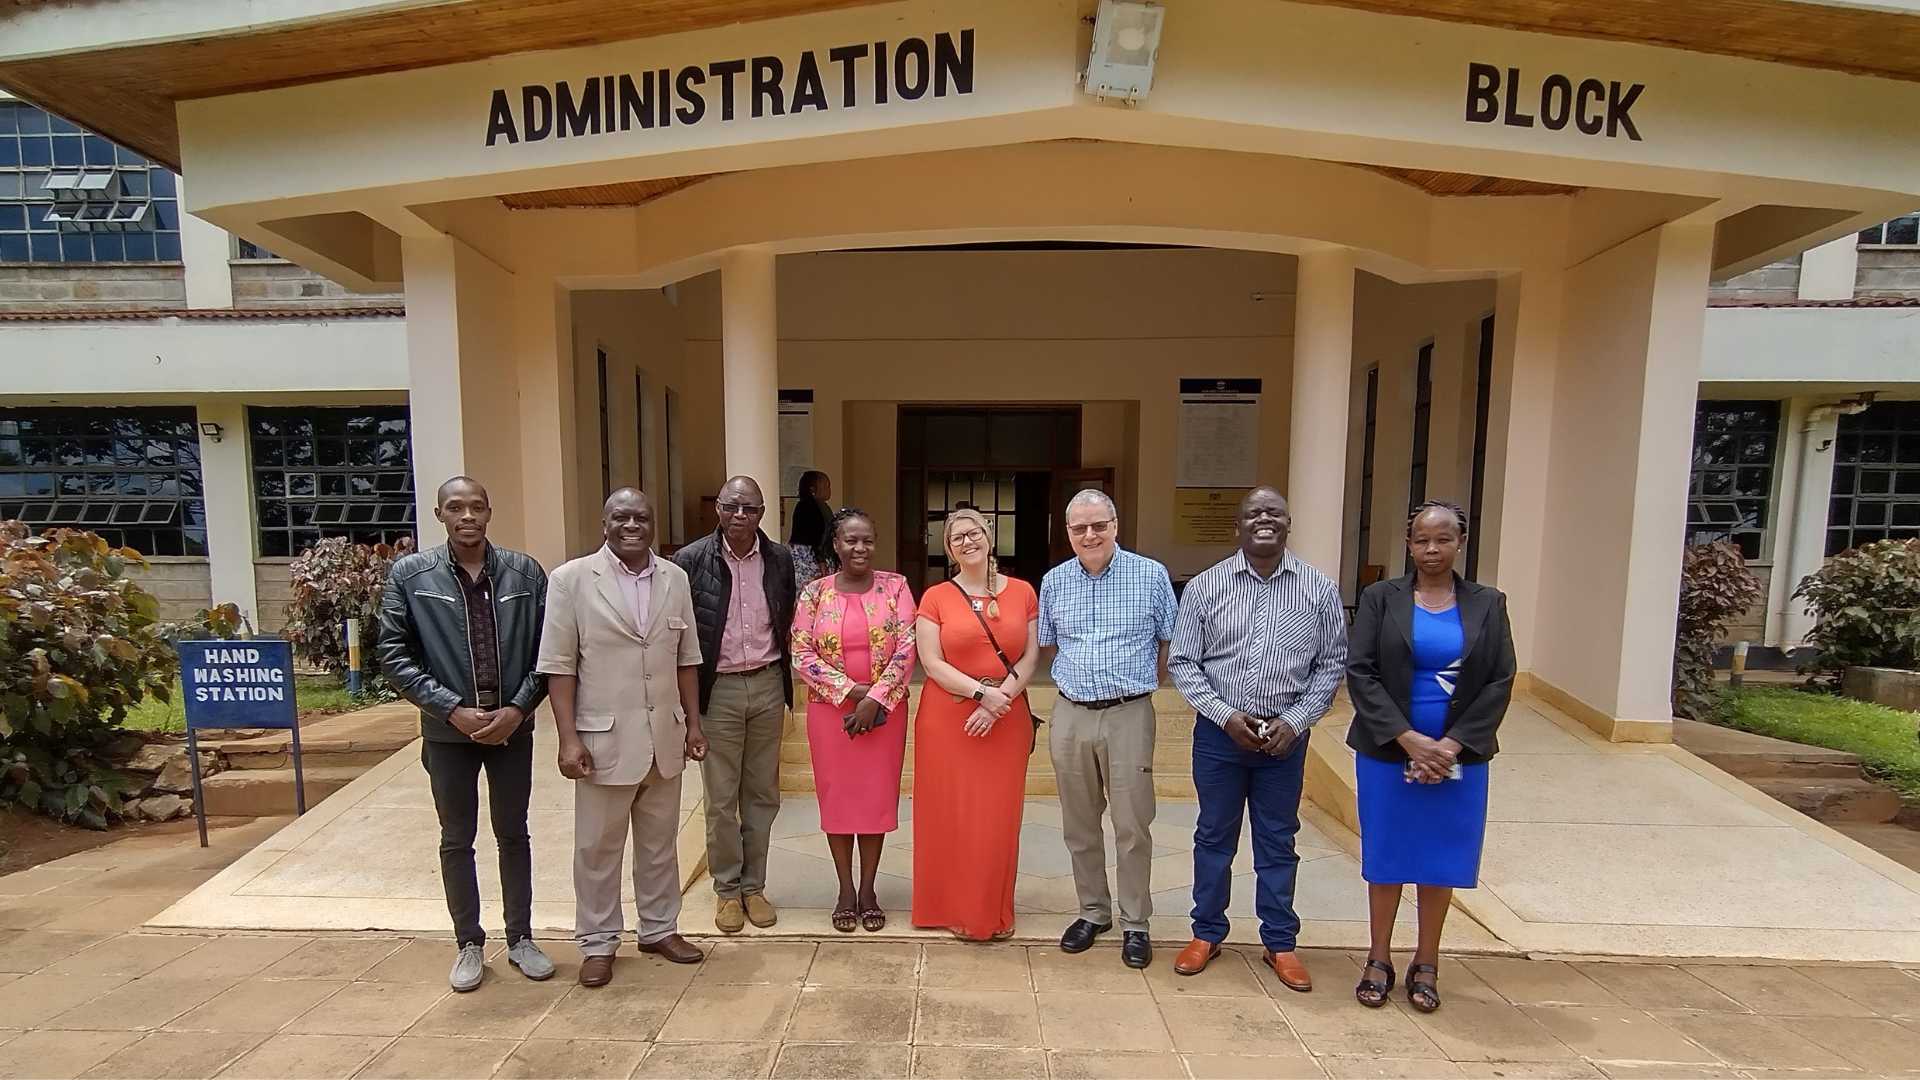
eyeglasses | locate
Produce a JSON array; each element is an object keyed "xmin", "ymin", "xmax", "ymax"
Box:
[
  {"xmin": 1066, "ymin": 519, "xmax": 1116, "ymax": 538},
  {"xmin": 716, "ymin": 501, "xmax": 764, "ymax": 516},
  {"xmin": 947, "ymin": 527, "xmax": 988, "ymax": 549}
]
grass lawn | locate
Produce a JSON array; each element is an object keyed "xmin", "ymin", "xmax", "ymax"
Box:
[
  {"xmin": 121, "ymin": 675, "xmax": 361, "ymax": 733},
  {"xmin": 1717, "ymin": 686, "xmax": 1920, "ymax": 801}
]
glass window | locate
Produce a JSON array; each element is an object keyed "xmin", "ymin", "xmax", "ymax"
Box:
[
  {"xmin": 249, "ymin": 406, "xmax": 416, "ymax": 556},
  {"xmin": 0, "ymin": 101, "xmax": 183, "ymax": 264},
  {"xmin": 1859, "ymin": 213, "xmax": 1920, "ymax": 247},
  {"xmin": 0, "ymin": 407, "xmax": 205, "ymax": 555},
  {"xmin": 1827, "ymin": 401, "xmax": 1920, "ymax": 555},
  {"xmin": 1687, "ymin": 400, "xmax": 1780, "ymax": 559}
]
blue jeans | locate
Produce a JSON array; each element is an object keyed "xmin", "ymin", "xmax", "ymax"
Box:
[{"xmin": 1190, "ymin": 718, "xmax": 1308, "ymax": 952}]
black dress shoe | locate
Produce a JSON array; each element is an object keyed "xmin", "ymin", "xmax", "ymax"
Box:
[
  {"xmin": 1059, "ymin": 918, "xmax": 1112, "ymax": 953},
  {"xmin": 1122, "ymin": 931, "xmax": 1152, "ymax": 969}
]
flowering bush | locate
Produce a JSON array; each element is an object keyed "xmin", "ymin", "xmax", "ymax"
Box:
[
  {"xmin": 283, "ymin": 535, "xmax": 413, "ymax": 680},
  {"xmin": 0, "ymin": 524, "xmax": 177, "ymax": 827},
  {"xmin": 1673, "ymin": 540, "xmax": 1765, "ymax": 721},
  {"xmin": 1794, "ymin": 538, "xmax": 1920, "ymax": 679}
]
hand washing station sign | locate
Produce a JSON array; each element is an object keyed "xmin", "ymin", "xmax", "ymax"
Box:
[{"xmin": 177, "ymin": 640, "xmax": 297, "ymax": 730}]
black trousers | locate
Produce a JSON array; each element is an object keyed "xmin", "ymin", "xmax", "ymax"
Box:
[{"xmin": 421, "ymin": 731, "xmax": 534, "ymax": 946}]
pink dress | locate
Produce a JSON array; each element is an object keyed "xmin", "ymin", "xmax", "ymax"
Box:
[{"xmin": 805, "ymin": 596, "xmax": 910, "ymax": 834}]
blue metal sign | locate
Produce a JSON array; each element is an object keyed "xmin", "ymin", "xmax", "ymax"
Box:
[
  {"xmin": 178, "ymin": 639, "xmax": 297, "ymax": 730},
  {"xmin": 174, "ymin": 639, "xmax": 306, "ymax": 844}
]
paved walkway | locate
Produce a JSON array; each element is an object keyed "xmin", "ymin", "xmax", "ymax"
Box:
[{"xmin": 6, "ymin": 818, "xmax": 1920, "ymax": 1079}]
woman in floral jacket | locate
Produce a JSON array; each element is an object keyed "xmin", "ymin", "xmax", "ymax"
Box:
[{"xmin": 791, "ymin": 507, "xmax": 918, "ymax": 932}]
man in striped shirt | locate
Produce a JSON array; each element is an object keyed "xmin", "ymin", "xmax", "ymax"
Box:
[{"xmin": 1168, "ymin": 486, "xmax": 1347, "ymax": 992}]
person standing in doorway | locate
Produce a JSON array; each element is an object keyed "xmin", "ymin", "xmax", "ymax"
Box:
[
  {"xmin": 378, "ymin": 476, "xmax": 554, "ymax": 992},
  {"xmin": 791, "ymin": 508, "xmax": 918, "ymax": 933},
  {"xmin": 1168, "ymin": 487, "xmax": 1347, "ymax": 993},
  {"xmin": 1346, "ymin": 500, "xmax": 1514, "ymax": 1014},
  {"xmin": 538, "ymin": 488, "xmax": 708, "ymax": 987},
  {"xmin": 671, "ymin": 476, "xmax": 796, "ymax": 934},
  {"xmin": 1038, "ymin": 489, "xmax": 1178, "ymax": 969},
  {"xmin": 789, "ymin": 470, "xmax": 832, "ymax": 590}
]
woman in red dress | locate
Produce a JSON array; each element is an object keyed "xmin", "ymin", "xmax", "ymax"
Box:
[{"xmin": 911, "ymin": 509, "xmax": 1039, "ymax": 941}]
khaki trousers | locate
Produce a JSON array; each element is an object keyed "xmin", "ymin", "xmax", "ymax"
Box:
[
  {"xmin": 701, "ymin": 665, "xmax": 786, "ymax": 899},
  {"xmin": 1048, "ymin": 695, "xmax": 1159, "ymax": 934},
  {"xmin": 574, "ymin": 762, "xmax": 683, "ymax": 956}
]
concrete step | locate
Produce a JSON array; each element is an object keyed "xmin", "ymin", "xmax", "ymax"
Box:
[
  {"xmin": 199, "ymin": 765, "xmax": 364, "ymax": 816},
  {"xmin": 1699, "ymin": 756, "xmax": 1864, "ymax": 781},
  {"xmin": 198, "ymin": 703, "xmax": 418, "ymax": 770},
  {"xmin": 1672, "ymin": 718, "xmax": 1863, "ymax": 782},
  {"xmin": 1751, "ymin": 776, "xmax": 1903, "ymax": 824}
]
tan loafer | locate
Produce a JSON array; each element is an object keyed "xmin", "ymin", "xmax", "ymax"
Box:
[
  {"xmin": 716, "ymin": 897, "xmax": 746, "ymax": 934},
  {"xmin": 1264, "ymin": 949, "xmax": 1313, "ymax": 992},
  {"xmin": 578, "ymin": 954, "xmax": 614, "ymax": 987},
  {"xmin": 1173, "ymin": 939, "xmax": 1220, "ymax": 976},
  {"xmin": 745, "ymin": 893, "xmax": 778, "ymax": 928}
]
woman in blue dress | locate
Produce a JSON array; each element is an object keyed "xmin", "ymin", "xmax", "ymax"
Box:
[{"xmin": 1346, "ymin": 500, "xmax": 1516, "ymax": 1013}]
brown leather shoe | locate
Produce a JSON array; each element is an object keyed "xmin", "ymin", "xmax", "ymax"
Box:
[
  {"xmin": 1173, "ymin": 939, "xmax": 1220, "ymax": 976},
  {"xmin": 638, "ymin": 933, "xmax": 704, "ymax": 965},
  {"xmin": 1264, "ymin": 949, "xmax": 1313, "ymax": 992},
  {"xmin": 578, "ymin": 954, "xmax": 614, "ymax": 987}
]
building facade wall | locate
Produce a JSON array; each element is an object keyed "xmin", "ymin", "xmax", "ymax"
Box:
[{"xmin": 0, "ymin": 264, "xmax": 185, "ymax": 313}]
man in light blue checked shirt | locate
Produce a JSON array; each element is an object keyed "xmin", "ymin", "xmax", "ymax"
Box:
[
  {"xmin": 1038, "ymin": 488, "xmax": 1178, "ymax": 970},
  {"xmin": 1167, "ymin": 486, "xmax": 1346, "ymax": 992}
]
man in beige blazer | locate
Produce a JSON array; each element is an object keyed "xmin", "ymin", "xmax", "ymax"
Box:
[{"xmin": 537, "ymin": 488, "xmax": 708, "ymax": 987}]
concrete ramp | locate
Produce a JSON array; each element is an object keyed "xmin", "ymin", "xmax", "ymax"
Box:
[{"xmin": 1307, "ymin": 691, "xmax": 1920, "ymax": 963}]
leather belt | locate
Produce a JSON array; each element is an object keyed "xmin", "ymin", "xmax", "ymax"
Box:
[
  {"xmin": 474, "ymin": 690, "xmax": 502, "ymax": 709},
  {"xmin": 720, "ymin": 662, "xmax": 779, "ymax": 678},
  {"xmin": 1059, "ymin": 691, "xmax": 1152, "ymax": 712}
]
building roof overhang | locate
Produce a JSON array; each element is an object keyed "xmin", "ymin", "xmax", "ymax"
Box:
[{"xmin": 4, "ymin": 0, "xmax": 1920, "ymax": 171}]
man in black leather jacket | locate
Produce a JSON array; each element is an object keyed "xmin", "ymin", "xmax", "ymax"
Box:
[{"xmin": 378, "ymin": 476, "xmax": 552, "ymax": 992}]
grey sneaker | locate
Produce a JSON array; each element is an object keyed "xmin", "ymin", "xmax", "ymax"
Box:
[
  {"xmin": 449, "ymin": 943, "xmax": 486, "ymax": 992},
  {"xmin": 507, "ymin": 938, "xmax": 555, "ymax": 981}
]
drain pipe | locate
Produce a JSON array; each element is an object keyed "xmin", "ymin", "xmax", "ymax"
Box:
[{"xmin": 1779, "ymin": 392, "xmax": 1878, "ymax": 645}]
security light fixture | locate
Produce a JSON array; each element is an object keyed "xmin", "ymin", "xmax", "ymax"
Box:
[
  {"xmin": 200, "ymin": 422, "xmax": 224, "ymax": 443},
  {"xmin": 1084, "ymin": 0, "xmax": 1164, "ymax": 104}
]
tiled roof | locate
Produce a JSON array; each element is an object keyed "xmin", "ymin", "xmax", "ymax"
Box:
[
  {"xmin": 1709, "ymin": 296, "xmax": 1920, "ymax": 309},
  {"xmin": 0, "ymin": 306, "xmax": 405, "ymax": 322}
]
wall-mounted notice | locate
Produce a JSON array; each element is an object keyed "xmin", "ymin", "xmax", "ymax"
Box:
[
  {"xmin": 1177, "ymin": 378, "xmax": 1261, "ymax": 489},
  {"xmin": 778, "ymin": 389, "xmax": 814, "ymax": 531},
  {"xmin": 1174, "ymin": 487, "xmax": 1253, "ymax": 545}
]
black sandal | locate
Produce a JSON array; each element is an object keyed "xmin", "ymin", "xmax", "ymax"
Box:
[
  {"xmin": 1355, "ymin": 959, "xmax": 1395, "ymax": 1008},
  {"xmin": 1407, "ymin": 962, "xmax": 1441, "ymax": 1013},
  {"xmin": 860, "ymin": 905, "xmax": 887, "ymax": 933},
  {"xmin": 831, "ymin": 903, "xmax": 858, "ymax": 934}
]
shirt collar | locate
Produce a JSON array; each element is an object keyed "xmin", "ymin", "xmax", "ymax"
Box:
[
  {"xmin": 1073, "ymin": 545, "xmax": 1126, "ymax": 580},
  {"xmin": 1229, "ymin": 548, "xmax": 1299, "ymax": 581},
  {"xmin": 602, "ymin": 544, "xmax": 654, "ymax": 578},
  {"xmin": 723, "ymin": 534, "xmax": 762, "ymax": 563}
]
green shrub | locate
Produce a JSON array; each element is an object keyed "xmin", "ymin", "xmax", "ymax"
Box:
[
  {"xmin": 283, "ymin": 535, "xmax": 412, "ymax": 682},
  {"xmin": 1792, "ymin": 538, "xmax": 1920, "ymax": 679},
  {"xmin": 0, "ymin": 524, "xmax": 178, "ymax": 828},
  {"xmin": 1673, "ymin": 540, "xmax": 1765, "ymax": 721}
]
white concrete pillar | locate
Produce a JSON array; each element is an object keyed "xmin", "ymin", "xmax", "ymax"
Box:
[
  {"xmin": 1287, "ymin": 249, "xmax": 1356, "ymax": 578},
  {"xmin": 194, "ymin": 397, "xmax": 258, "ymax": 630},
  {"xmin": 176, "ymin": 175, "xmax": 234, "ymax": 310},
  {"xmin": 400, "ymin": 235, "xmax": 536, "ymax": 558},
  {"xmin": 1479, "ymin": 267, "xmax": 1564, "ymax": 672},
  {"xmin": 1532, "ymin": 223, "xmax": 1715, "ymax": 739},
  {"xmin": 1797, "ymin": 234, "xmax": 1859, "ymax": 302},
  {"xmin": 1777, "ymin": 398, "xmax": 1841, "ymax": 646},
  {"xmin": 515, "ymin": 276, "xmax": 579, "ymax": 570},
  {"xmin": 721, "ymin": 248, "xmax": 780, "ymax": 497}
]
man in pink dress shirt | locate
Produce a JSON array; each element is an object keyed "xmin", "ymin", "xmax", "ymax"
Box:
[{"xmin": 671, "ymin": 476, "xmax": 797, "ymax": 933}]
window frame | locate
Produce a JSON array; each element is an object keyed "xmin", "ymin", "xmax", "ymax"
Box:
[
  {"xmin": 1826, "ymin": 401, "xmax": 1920, "ymax": 557},
  {"xmin": 248, "ymin": 405, "xmax": 417, "ymax": 558},
  {"xmin": 1686, "ymin": 400, "xmax": 1781, "ymax": 561},
  {"xmin": 0, "ymin": 406, "xmax": 207, "ymax": 557}
]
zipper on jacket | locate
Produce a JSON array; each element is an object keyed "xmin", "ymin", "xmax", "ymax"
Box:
[
  {"xmin": 456, "ymin": 561, "xmax": 480, "ymax": 714},
  {"xmin": 491, "ymin": 561, "xmax": 505, "ymax": 712}
]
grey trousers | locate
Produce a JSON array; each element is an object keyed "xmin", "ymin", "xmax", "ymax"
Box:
[
  {"xmin": 701, "ymin": 665, "xmax": 786, "ymax": 899},
  {"xmin": 574, "ymin": 763, "xmax": 683, "ymax": 956},
  {"xmin": 1048, "ymin": 695, "xmax": 1159, "ymax": 934}
]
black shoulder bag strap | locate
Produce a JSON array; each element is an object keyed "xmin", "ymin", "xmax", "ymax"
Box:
[{"xmin": 951, "ymin": 581, "xmax": 1042, "ymax": 729}]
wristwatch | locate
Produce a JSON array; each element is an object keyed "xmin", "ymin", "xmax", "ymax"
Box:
[{"xmin": 972, "ymin": 685, "xmax": 986, "ymax": 702}]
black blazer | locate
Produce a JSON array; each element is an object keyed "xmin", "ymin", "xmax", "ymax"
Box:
[{"xmin": 1345, "ymin": 572, "xmax": 1516, "ymax": 765}]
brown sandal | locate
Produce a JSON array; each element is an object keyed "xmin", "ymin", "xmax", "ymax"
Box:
[
  {"xmin": 831, "ymin": 903, "xmax": 858, "ymax": 934},
  {"xmin": 1355, "ymin": 959, "xmax": 1395, "ymax": 1008},
  {"xmin": 1407, "ymin": 963, "xmax": 1441, "ymax": 1013},
  {"xmin": 860, "ymin": 905, "xmax": 887, "ymax": 932}
]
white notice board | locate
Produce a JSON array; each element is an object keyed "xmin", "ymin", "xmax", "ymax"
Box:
[{"xmin": 1177, "ymin": 378, "xmax": 1261, "ymax": 488}]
